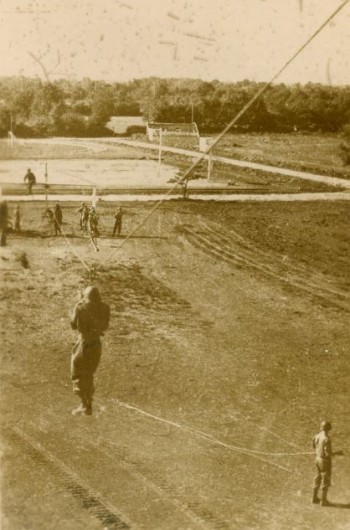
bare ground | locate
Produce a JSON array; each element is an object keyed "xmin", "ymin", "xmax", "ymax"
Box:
[
  {"xmin": 1, "ymin": 199, "xmax": 350, "ymax": 530},
  {"xmin": 0, "ymin": 138, "xmax": 152, "ymax": 160},
  {"xmin": 160, "ymin": 133, "xmax": 350, "ymax": 179}
]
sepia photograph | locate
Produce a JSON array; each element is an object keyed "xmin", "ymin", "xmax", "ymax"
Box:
[{"xmin": 0, "ymin": 0, "xmax": 349, "ymax": 528}]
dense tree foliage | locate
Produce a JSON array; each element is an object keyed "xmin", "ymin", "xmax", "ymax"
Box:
[{"xmin": 0, "ymin": 76, "xmax": 349, "ymax": 139}]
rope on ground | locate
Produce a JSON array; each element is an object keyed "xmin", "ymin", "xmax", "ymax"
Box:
[
  {"xmin": 114, "ymin": 400, "xmax": 310, "ymax": 474},
  {"xmin": 99, "ymin": 0, "xmax": 349, "ymax": 268},
  {"xmin": 231, "ymin": 412, "xmax": 306, "ymax": 452}
]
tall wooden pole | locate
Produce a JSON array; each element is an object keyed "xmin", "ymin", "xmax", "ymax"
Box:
[
  {"xmin": 45, "ymin": 162, "xmax": 48, "ymax": 208},
  {"xmin": 10, "ymin": 111, "xmax": 14, "ymax": 148},
  {"xmin": 207, "ymin": 148, "xmax": 212, "ymax": 181},
  {"xmin": 158, "ymin": 128, "xmax": 163, "ymax": 177}
]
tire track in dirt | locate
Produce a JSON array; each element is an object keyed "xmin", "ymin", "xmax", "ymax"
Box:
[
  {"xmin": 6, "ymin": 421, "xmax": 228, "ymax": 530},
  {"xmin": 3, "ymin": 427, "xmax": 134, "ymax": 530},
  {"xmin": 200, "ymin": 221, "xmax": 350, "ymax": 300},
  {"xmin": 178, "ymin": 223, "xmax": 350, "ymax": 312},
  {"xmin": 89, "ymin": 439, "xmax": 231, "ymax": 530}
]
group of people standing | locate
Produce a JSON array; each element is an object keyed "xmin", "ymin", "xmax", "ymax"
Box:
[
  {"xmin": 77, "ymin": 203, "xmax": 100, "ymax": 236},
  {"xmin": 78, "ymin": 202, "xmax": 124, "ymax": 238},
  {"xmin": 44, "ymin": 202, "xmax": 123, "ymax": 240},
  {"xmin": 0, "ymin": 200, "xmax": 124, "ymax": 246},
  {"xmin": 46, "ymin": 203, "xmax": 63, "ymax": 236},
  {"xmin": 22, "ymin": 168, "xmax": 124, "ymax": 238}
]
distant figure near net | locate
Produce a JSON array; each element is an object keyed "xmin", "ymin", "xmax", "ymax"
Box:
[
  {"xmin": 78, "ymin": 202, "xmax": 89, "ymax": 230},
  {"xmin": 70, "ymin": 286, "xmax": 110, "ymax": 416},
  {"xmin": 14, "ymin": 205, "xmax": 21, "ymax": 232},
  {"xmin": 112, "ymin": 206, "xmax": 123, "ymax": 237},
  {"xmin": 53, "ymin": 203, "xmax": 63, "ymax": 236},
  {"xmin": 24, "ymin": 168, "xmax": 36, "ymax": 195},
  {"xmin": 88, "ymin": 207, "xmax": 100, "ymax": 251},
  {"xmin": 0, "ymin": 201, "xmax": 8, "ymax": 247}
]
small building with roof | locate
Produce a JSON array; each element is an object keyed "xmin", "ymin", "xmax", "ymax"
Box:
[
  {"xmin": 106, "ymin": 116, "xmax": 146, "ymax": 136},
  {"xmin": 147, "ymin": 122, "xmax": 199, "ymax": 141}
]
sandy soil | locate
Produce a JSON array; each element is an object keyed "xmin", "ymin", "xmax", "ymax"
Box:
[
  {"xmin": 1, "ymin": 199, "xmax": 349, "ymax": 530},
  {"xmin": 0, "ymin": 159, "xmax": 178, "ymax": 187},
  {"xmin": 0, "ymin": 138, "xmax": 149, "ymax": 161}
]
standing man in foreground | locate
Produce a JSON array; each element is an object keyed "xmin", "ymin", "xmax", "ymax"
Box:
[
  {"xmin": 312, "ymin": 420, "xmax": 343, "ymax": 506},
  {"xmin": 70, "ymin": 286, "xmax": 110, "ymax": 416}
]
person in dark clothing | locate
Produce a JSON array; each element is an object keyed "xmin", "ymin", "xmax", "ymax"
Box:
[
  {"xmin": 0, "ymin": 201, "xmax": 9, "ymax": 246},
  {"xmin": 112, "ymin": 207, "xmax": 123, "ymax": 237},
  {"xmin": 53, "ymin": 203, "xmax": 63, "ymax": 236},
  {"xmin": 78, "ymin": 202, "xmax": 89, "ymax": 230},
  {"xmin": 70, "ymin": 286, "xmax": 110, "ymax": 416},
  {"xmin": 24, "ymin": 168, "xmax": 36, "ymax": 194},
  {"xmin": 88, "ymin": 207, "xmax": 99, "ymax": 236},
  {"xmin": 88, "ymin": 207, "xmax": 100, "ymax": 250},
  {"xmin": 14, "ymin": 205, "xmax": 21, "ymax": 232}
]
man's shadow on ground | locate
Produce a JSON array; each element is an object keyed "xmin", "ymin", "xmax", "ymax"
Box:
[{"xmin": 327, "ymin": 502, "xmax": 350, "ymax": 509}]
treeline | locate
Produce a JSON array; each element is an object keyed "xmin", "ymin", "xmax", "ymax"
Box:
[{"xmin": 0, "ymin": 76, "xmax": 349, "ymax": 138}]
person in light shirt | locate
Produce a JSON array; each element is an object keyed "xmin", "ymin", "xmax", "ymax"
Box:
[{"xmin": 312, "ymin": 420, "xmax": 343, "ymax": 506}]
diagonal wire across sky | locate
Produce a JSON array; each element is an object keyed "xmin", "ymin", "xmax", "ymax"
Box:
[{"xmin": 99, "ymin": 0, "xmax": 350, "ymax": 271}]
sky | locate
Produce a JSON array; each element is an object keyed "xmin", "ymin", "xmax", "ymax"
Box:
[{"xmin": 0, "ymin": 0, "xmax": 349, "ymax": 85}]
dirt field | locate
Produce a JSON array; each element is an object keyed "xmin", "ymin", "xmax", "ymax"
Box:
[
  {"xmin": 0, "ymin": 139, "xmax": 149, "ymax": 161},
  {"xmin": 1, "ymin": 137, "xmax": 346, "ymax": 195},
  {"xmin": 161, "ymin": 133, "xmax": 350, "ymax": 179},
  {"xmin": 1, "ymin": 198, "xmax": 349, "ymax": 530}
]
